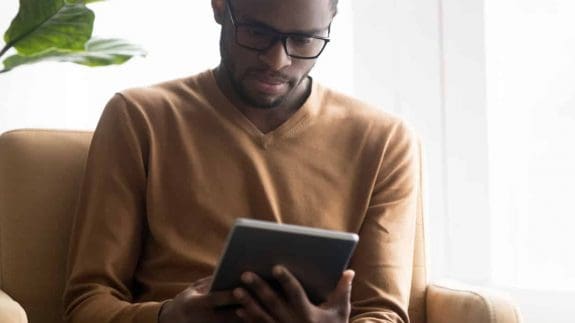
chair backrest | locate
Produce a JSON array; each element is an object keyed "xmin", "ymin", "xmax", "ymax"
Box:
[
  {"xmin": 0, "ymin": 129, "xmax": 92, "ymax": 323},
  {"xmin": 0, "ymin": 129, "xmax": 427, "ymax": 323}
]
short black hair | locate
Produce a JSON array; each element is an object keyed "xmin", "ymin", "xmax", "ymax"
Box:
[{"xmin": 230, "ymin": 0, "xmax": 338, "ymax": 16}]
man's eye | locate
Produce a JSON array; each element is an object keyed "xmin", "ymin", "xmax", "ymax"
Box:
[
  {"xmin": 290, "ymin": 36, "xmax": 313, "ymax": 46},
  {"xmin": 247, "ymin": 28, "xmax": 270, "ymax": 38}
]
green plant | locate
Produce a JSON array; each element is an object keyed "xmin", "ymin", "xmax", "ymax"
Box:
[{"xmin": 0, "ymin": 0, "xmax": 146, "ymax": 73}]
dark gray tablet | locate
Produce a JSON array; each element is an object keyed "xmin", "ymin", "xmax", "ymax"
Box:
[{"xmin": 209, "ymin": 218, "xmax": 359, "ymax": 305}]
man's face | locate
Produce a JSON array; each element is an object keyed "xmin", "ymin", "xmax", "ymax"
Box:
[{"xmin": 215, "ymin": 0, "xmax": 333, "ymax": 109}]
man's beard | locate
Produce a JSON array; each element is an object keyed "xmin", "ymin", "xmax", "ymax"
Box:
[
  {"xmin": 225, "ymin": 66, "xmax": 292, "ymax": 109},
  {"xmin": 220, "ymin": 36, "xmax": 306, "ymax": 110}
]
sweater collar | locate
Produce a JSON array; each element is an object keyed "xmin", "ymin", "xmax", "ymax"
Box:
[{"xmin": 201, "ymin": 69, "xmax": 323, "ymax": 141}]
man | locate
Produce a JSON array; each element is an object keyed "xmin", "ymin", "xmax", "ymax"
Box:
[{"xmin": 63, "ymin": 0, "xmax": 420, "ymax": 322}]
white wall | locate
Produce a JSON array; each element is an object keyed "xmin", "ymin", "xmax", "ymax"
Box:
[
  {"xmin": 440, "ymin": 0, "xmax": 490, "ymax": 285},
  {"xmin": 486, "ymin": 1, "xmax": 575, "ymax": 321},
  {"xmin": 487, "ymin": 0, "xmax": 575, "ymax": 291}
]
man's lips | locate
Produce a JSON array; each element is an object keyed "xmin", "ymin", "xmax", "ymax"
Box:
[{"xmin": 251, "ymin": 74, "xmax": 289, "ymax": 94}]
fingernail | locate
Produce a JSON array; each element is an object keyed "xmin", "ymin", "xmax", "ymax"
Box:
[
  {"xmin": 233, "ymin": 288, "xmax": 244, "ymax": 298},
  {"xmin": 273, "ymin": 265, "xmax": 284, "ymax": 276},
  {"xmin": 241, "ymin": 272, "xmax": 253, "ymax": 284}
]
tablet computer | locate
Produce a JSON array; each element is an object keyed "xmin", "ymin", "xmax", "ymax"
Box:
[{"xmin": 209, "ymin": 218, "xmax": 359, "ymax": 304}]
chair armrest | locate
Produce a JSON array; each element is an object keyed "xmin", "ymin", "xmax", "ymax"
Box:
[
  {"xmin": 0, "ymin": 289, "xmax": 28, "ymax": 323},
  {"xmin": 426, "ymin": 283, "xmax": 522, "ymax": 323}
]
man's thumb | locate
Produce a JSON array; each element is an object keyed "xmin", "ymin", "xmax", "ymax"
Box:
[{"xmin": 328, "ymin": 269, "xmax": 355, "ymax": 307}]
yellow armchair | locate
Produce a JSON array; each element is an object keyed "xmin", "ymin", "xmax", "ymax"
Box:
[{"xmin": 0, "ymin": 129, "xmax": 522, "ymax": 323}]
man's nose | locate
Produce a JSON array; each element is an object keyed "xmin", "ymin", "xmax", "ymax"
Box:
[{"xmin": 258, "ymin": 39, "xmax": 292, "ymax": 71}]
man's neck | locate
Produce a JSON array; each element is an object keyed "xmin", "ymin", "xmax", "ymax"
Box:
[{"xmin": 214, "ymin": 66, "xmax": 311, "ymax": 134}]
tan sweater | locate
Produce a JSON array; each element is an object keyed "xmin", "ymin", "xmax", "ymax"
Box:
[{"xmin": 64, "ymin": 70, "xmax": 420, "ymax": 323}]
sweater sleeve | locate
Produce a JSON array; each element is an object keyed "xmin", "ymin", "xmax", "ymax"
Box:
[
  {"xmin": 63, "ymin": 94, "xmax": 163, "ymax": 323},
  {"xmin": 350, "ymin": 121, "xmax": 420, "ymax": 323}
]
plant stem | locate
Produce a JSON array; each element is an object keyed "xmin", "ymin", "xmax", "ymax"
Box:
[{"xmin": 0, "ymin": 43, "xmax": 11, "ymax": 59}]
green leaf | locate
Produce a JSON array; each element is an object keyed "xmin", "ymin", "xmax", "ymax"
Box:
[
  {"xmin": 4, "ymin": 0, "xmax": 94, "ymax": 55},
  {"xmin": 76, "ymin": 38, "xmax": 147, "ymax": 66},
  {"xmin": 2, "ymin": 38, "xmax": 146, "ymax": 72},
  {"xmin": 66, "ymin": 0, "xmax": 107, "ymax": 4}
]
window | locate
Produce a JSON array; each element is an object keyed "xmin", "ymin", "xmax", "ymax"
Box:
[{"xmin": 486, "ymin": 0, "xmax": 575, "ymax": 291}]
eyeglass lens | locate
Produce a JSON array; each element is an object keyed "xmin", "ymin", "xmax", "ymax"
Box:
[{"xmin": 236, "ymin": 26, "xmax": 327, "ymax": 58}]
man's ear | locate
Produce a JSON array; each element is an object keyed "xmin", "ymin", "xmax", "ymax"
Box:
[{"xmin": 212, "ymin": 0, "xmax": 226, "ymax": 25}]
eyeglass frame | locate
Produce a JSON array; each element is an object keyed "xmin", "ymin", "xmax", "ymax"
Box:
[{"xmin": 224, "ymin": 0, "xmax": 331, "ymax": 60}]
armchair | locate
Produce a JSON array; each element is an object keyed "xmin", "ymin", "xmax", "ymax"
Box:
[{"xmin": 0, "ymin": 129, "xmax": 522, "ymax": 323}]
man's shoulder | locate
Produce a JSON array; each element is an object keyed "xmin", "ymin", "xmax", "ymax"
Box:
[
  {"xmin": 317, "ymin": 84, "xmax": 412, "ymax": 136},
  {"xmin": 317, "ymin": 84, "xmax": 420, "ymax": 167},
  {"xmin": 116, "ymin": 70, "xmax": 213, "ymax": 109},
  {"xmin": 98, "ymin": 70, "xmax": 216, "ymax": 133}
]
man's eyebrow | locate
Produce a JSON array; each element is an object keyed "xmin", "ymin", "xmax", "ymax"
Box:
[{"xmin": 240, "ymin": 17, "xmax": 330, "ymax": 36}]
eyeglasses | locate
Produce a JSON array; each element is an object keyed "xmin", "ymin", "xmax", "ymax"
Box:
[{"xmin": 225, "ymin": 0, "xmax": 330, "ymax": 59}]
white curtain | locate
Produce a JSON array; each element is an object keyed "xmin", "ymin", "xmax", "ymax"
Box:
[{"xmin": 486, "ymin": 0, "xmax": 575, "ymax": 291}]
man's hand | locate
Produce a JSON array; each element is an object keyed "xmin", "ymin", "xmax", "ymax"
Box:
[
  {"xmin": 233, "ymin": 266, "xmax": 355, "ymax": 323},
  {"xmin": 158, "ymin": 276, "xmax": 242, "ymax": 323}
]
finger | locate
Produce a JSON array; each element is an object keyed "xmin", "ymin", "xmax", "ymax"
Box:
[
  {"xmin": 240, "ymin": 272, "xmax": 291, "ymax": 319},
  {"xmin": 211, "ymin": 290, "xmax": 242, "ymax": 307},
  {"xmin": 213, "ymin": 308, "xmax": 243, "ymax": 323},
  {"xmin": 272, "ymin": 265, "xmax": 311, "ymax": 310},
  {"xmin": 326, "ymin": 269, "xmax": 354, "ymax": 310},
  {"xmin": 233, "ymin": 287, "xmax": 275, "ymax": 323}
]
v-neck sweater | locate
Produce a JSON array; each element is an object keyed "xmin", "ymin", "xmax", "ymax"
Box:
[{"xmin": 64, "ymin": 70, "xmax": 420, "ymax": 323}]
